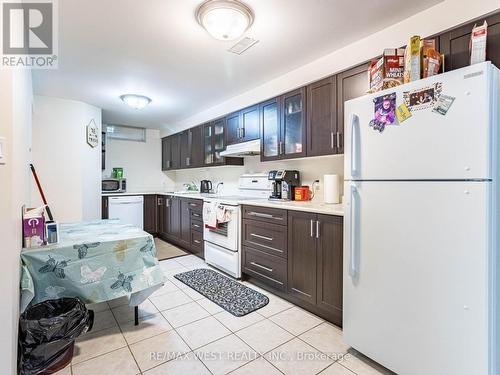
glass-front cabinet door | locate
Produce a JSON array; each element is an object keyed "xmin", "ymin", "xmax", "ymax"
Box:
[
  {"xmin": 213, "ymin": 118, "xmax": 225, "ymax": 165},
  {"xmin": 282, "ymin": 87, "xmax": 306, "ymax": 158},
  {"xmin": 203, "ymin": 122, "xmax": 213, "ymax": 165},
  {"xmin": 260, "ymin": 98, "xmax": 280, "ymax": 161}
]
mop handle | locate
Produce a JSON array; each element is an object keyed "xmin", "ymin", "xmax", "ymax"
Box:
[{"xmin": 29, "ymin": 164, "xmax": 54, "ymax": 221}]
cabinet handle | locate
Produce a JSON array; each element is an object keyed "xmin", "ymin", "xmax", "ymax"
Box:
[
  {"xmin": 337, "ymin": 132, "xmax": 341, "ymax": 149},
  {"xmin": 330, "ymin": 132, "xmax": 334, "ymax": 149},
  {"xmin": 194, "ymin": 239, "xmax": 201, "ymax": 244},
  {"xmin": 189, "ymin": 203, "xmax": 198, "ymax": 207},
  {"xmin": 250, "ymin": 233, "xmax": 273, "ymax": 241},
  {"xmin": 157, "ymin": 198, "xmax": 162, "ymax": 206},
  {"xmin": 250, "ymin": 262, "xmax": 273, "ymax": 272},
  {"xmin": 316, "ymin": 220, "xmax": 320, "ymax": 239},
  {"xmin": 310, "ymin": 219, "xmax": 314, "ymax": 237},
  {"xmin": 193, "ymin": 224, "xmax": 201, "ymax": 228},
  {"xmin": 192, "ymin": 213, "xmax": 201, "ymax": 218},
  {"xmin": 166, "ymin": 199, "xmax": 170, "ymax": 207},
  {"xmin": 105, "ymin": 199, "xmax": 108, "ymax": 208},
  {"xmin": 241, "ymin": 127, "xmax": 245, "ymax": 138},
  {"xmin": 247, "ymin": 212, "xmax": 282, "ymax": 220}
]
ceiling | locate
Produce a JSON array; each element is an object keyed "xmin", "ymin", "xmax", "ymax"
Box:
[{"xmin": 33, "ymin": 0, "xmax": 441, "ymax": 131}]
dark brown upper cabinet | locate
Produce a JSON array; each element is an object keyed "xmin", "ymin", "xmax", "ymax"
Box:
[
  {"xmin": 336, "ymin": 62, "xmax": 370, "ymax": 154},
  {"xmin": 161, "ymin": 137, "xmax": 171, "ymax": 171},
  {"xmin": 171, "ymin": 133, "xmax": 181, "ymax": 170},
  {"xmin": 261, "ymin": 87, "xmax": 307, "ymax": 161},
  {"xmin": 439, "ymin": 12, "xmax": 500, "ymax": 72},
  {"xmin": 225, "ymin": 111, "xmax": 241, "ymax": 146},
  {"xmin": 203, "ymin": 118, "xmax": 243, "ymax": 167},
  {"xmin": 307, "ymin": 76, "xmax": 338, "ymax": 157},
  {"xmin": 240, "ymin": 105, "xmax": 260, "ymax": 142},
  {"xmin": 180, "ymin": 126, "xmax": 203, "ymax": 169},
  {"xmin": 260, "ymin": 97, "xmax": 280, "ymax": 161},
  {"xmin": 226, "ymin": 105, "xmax": 260, "ymax": 146}
]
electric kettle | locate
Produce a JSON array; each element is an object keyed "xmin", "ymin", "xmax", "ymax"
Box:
[{"xmin": 200, "ymin": 180, "xmax": 213, "ymax": 193}]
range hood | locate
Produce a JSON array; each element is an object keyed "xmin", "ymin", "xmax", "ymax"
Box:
[{"xmin": 220, "ymin": 139, "xmax": 260, "ymax": 157}]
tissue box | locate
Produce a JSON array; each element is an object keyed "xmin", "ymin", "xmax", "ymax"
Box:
[{"xmin": 23, "ymin": 215, "xmax": 45, "ymax": 248}]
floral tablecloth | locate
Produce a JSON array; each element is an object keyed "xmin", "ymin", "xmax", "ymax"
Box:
[{"xmin": 20, "ymin": 219, "xmax": 166, "ymax": 312}]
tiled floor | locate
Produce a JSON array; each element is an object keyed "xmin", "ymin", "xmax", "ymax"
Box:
[{"xmin": 56, "ymin": 255, "xmax": 393, "ymax": 375}]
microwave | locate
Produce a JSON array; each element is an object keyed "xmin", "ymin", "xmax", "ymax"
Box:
[{"xmin": 102, "ymin": 178, "xmax": 126, "ymax": 193}]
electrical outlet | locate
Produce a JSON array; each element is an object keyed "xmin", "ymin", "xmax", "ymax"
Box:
[{"xmin": 0, "ymin": 137, "xmax": 6, "ymax": 165}]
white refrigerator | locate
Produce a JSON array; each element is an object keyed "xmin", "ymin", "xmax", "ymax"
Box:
[{"xmin": 343, "ymin": 62, "xmax": 499, "ymax": 375}]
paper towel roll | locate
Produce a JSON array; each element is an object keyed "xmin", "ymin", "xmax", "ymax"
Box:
[{"xmin": 324, "ymin": 174, "xmax": 340, "ymax": 204}]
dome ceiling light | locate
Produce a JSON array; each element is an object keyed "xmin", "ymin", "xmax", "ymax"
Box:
[
  {"xmin": 196, "ymin": 0, "xmax": 254, "ymax": 41},
  {"xmin": 120, "ymin": 94, "xmax": 152, "ymax": 110}
]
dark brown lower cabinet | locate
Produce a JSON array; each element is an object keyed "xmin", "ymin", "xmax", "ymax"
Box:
[
  {"xmin": 143, "ymin": 195, "xmax": 158, "ymax": 234},
  {"xmin": 316, "ymin": 214, "xmax": 343, "ymax": 323},
  {"xmin": 287, "ymin": 211, "xmax": 318, "ymax": 305},
  {"xmin": 157, "ymin": 196, "xmax": 204, "ymax": 258},
  {"xmin": 242, "ymin": 205, "xmax": 343, "ymax": 326},
  {"xmin": 101, "ymin": 197, "xmax": 108, "ymax": 219}
]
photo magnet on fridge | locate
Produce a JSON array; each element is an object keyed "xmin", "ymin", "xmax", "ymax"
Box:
[
  {"xmin": 369, "ymin": 92, "xmax": 397, "ymax": 133},
  {"xmin": 432, "ymin": 95, "xmax": 455, "ymax": 115},
  {"xmin": 396, "ymin": 103, "xmax": 412, "ymax": 123},
  {"xmin": 403, "ymin": 82, "xmax": 442, "ymax": 111}
]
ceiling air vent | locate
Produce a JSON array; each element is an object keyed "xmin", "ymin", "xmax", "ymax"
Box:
[{"xmin": 227, "ymin": 37, "xmax": 259, "ymax": 55}]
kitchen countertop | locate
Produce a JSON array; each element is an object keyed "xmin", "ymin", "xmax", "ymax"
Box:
[{"xmin": 102, "ymin": 191, "xmax": 344, "ymax": 216}]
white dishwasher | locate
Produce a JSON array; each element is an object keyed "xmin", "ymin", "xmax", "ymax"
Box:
[{"xmin": 108, "ymin": 195, "xmax": 144, "ymax": 229}]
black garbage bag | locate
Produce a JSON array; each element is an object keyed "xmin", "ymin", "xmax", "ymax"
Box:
[{"xmin": 18, "ymin": 298, "xmax": 94, "ymax": 375}]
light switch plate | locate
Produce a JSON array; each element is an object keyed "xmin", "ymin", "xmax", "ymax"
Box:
[{"xmin": 0, "ymin": 137, "xmax": 6, "ymax": 165}]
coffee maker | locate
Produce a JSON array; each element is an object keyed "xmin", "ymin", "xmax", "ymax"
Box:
[{"xmin": 268, "ymin": 170, "xmax": 301, "ymax": 201}]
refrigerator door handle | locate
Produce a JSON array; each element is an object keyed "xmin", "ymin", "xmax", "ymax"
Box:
[
  {"xmin": 350, "ymin": 114, "xmax": 359, "ymax": 178},
  {"xmin": 349, "ymin": 184, "xmax": 359, "ymax": 279}
]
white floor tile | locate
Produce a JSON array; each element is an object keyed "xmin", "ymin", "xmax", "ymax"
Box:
[
  {"xmin": 213, "ymin": 310, "xmax": 265, "ymax": 332},
  {"xmin": 143, "ymin": 352, "xmax": 211, "ymax": 375},
  {"xmin": 229, "ymin": 357, "xmax": 282, "ymax": 375},
  {"xmin": 270, "ymin": 307, "xmax": 324, "ymax": 335},
  {"xmin": 73, "ymin": 326, "xmax": 127, "ymax": 365},
  {"xmin": 235, "ymin": 319, "xmax": 293, "ymax": 354},
  {"xmin": 299, "ymin": 322, "xmax": 349, "ymax": 357},
  {"xmin": 265, "ymin": 338, "xmax": 334, "ymax": 375},
  {"xmin": 119, "ymin": 312, "xmax": 173, "ymax": 345},
  {"xmin": 256, "ymin": 295, "xmax": 293, "ymax": 318},
  {"xmin": 72, "ymin": 347, "xmax": 139, "ymax": 375},
  {"xmin": 319, "ymin": 363, "xmax": 357, "ymax": 375},
  {"xmin": 149, "ymin": 289, "xmax": 192, "ymax": 311},
  {"xmin": 129, "ymin": 330, "xmax": 190, "ymax": 372},
  {"xmin": 176, "ymin": 316, "xmax": 231, "ymax": 350},
  {"xmin": 88, "ymin": 309, "xmax": 117, "ymax": 333},
  {"xmin": 196, "ymin": 334, "xmax": 257, "ymax": 375},
  {"xmin": 161, "ymin": 301, "xmax": 210, "ymax": 328}
]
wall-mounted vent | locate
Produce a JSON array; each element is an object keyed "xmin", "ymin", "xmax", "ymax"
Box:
[
  {"xmin": 106, "ymin": 124, "xmax": 146, "ymax": 142},
  {"xmin": 227, "ymin": 37, "xmax": 259, "ymax": 55}
]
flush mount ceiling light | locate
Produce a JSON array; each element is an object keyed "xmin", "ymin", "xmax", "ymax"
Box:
[
  {"xmin": 196, "ymin": 0, "xmax": 254, "ymax": 41},
  {"xmin": 120, "ymin": 94, "xmax": 152, "ymax": 110}
]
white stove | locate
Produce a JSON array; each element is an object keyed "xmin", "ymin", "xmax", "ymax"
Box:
[{"xmin": 203, "ymin": 174, "xmax": 270, "ymax": 278}]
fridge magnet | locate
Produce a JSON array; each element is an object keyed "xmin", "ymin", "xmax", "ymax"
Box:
[
  {"xmin": 403, "ymin": 82, "xmax": 442, "ymax": 111},
  {"xmin": 369, "ymin": 92, "xmax": 396, "ymax": 133},
  {"xmin": 396, "ymin": 103, "xmax": 412, "ymax": 123},
  {"xmin": 432, "ymin": 94, "xmax": 455, "ymax": 116}
]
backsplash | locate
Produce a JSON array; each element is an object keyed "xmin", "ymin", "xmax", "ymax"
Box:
[{"xmin": 167, "ymin": 154, "xmax": 344, "ymax": 200}]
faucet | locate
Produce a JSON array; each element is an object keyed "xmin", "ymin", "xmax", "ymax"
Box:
[{"xmin": 215, "ymin": 182, "xmax": 223, "ymax": 195}]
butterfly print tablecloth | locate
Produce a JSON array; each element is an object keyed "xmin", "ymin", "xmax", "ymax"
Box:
[{"xmin": 20, "ymin": 219, "xmax": 166, "ymax": 312}]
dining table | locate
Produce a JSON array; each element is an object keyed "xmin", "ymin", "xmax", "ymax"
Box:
[{"xmin": 20, "ymin": 219, "xmax": 166, "ymax": 325}]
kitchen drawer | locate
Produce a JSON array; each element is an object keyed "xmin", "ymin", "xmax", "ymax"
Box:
[
  {"xmin": 186, "ymin": 198, "xmax": 203, "ymax": 212},
  {"xmin": 242, "ymin": 205, "xmax": 287, "ymax": 225},
  {"xmin": 191, "ymin": 218, "xmax": 203, "ymax": 232},
  {"xmin": 242, "ymin": 219, "xmax": 287, "ymax": 259},
  {"xmin": 191, "ymin": 210, "xmax": 203, "ymax": 220},
  {"xmin": 242, "ymin": 246, "xmax": 287, "ymax": 291},
  {"xmin": 191, "ymin": 230, "xmax": 204, "ymax": 257}
]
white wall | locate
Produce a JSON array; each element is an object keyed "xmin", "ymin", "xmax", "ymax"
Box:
[
  {"xmin": 103, "ymin": 128, "xmax": 174, "ymax": 192},
  {"xmin": 164, "ymin": 0, "xmax": 500, "ymax": 134},
  {"xmin": 32, "ymin": 96, "xmax": 102, "ymax": 222},
  {"xmin": 169, "ymin": 154, "xmax": 344, "ymax": 201},
  {"xmin": 0, "ymin": 69, "xmax": 33, "ymax": 375}
]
